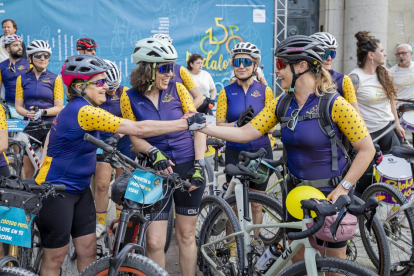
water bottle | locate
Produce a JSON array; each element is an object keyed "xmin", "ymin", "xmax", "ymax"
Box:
[
  {"xmin": 255, "ymin": 243, "xmax": 282, "ymax": 273},
  {"xmin": 220, "ymin": 182, "xmax": 228, "ymax": 196}
]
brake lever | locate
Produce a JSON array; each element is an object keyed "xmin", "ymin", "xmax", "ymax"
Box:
[
  {"xmin": 364, "ymin": 207, "xmax": 377, "ymax": 236},
  {"xmin": 330, "ymin": 206, "xmax": 347, "ymax": 242}
]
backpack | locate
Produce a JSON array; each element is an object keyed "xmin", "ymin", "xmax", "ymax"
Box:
[{"xmin": 276, "ymin": 92, "xmax": 349, "ymax": 171}]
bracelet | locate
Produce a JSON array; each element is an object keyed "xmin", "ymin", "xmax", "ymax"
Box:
[{"xmin": 147, "ymin": 146, "xmax": 156, "ymax": 154}]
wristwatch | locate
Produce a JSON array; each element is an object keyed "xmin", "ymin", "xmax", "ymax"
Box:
[
  {"xmin": 194, "ymin": 159, "xmax": 206, "ymax": 167},
  {"xmin": 42, "ymin": 109, "xmax": 47, "ymax": 116},
  {"xmin": 340, "ymin": 180, "xmax": 352, "ymax": 190}
]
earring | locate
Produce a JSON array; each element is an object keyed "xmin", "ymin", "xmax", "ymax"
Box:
[{"xmin": 372, "ymin": 59, "xmax": 374, "ymax": 64}]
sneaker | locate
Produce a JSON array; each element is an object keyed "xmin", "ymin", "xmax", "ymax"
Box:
[{"xmin": 96, "ymin": 223, "xmax": 106, "ymax": 239}]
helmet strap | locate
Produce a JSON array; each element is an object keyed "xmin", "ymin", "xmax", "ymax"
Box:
[
  {"xmin": 30, "ymin": 56, "xmax": 45, "ymax": 73},
  {"xmin": 288, "ymin": 63, "xmax": 311, "ymax": 94},
  {"xmin": 72, "ymin": 81, "xmax": 99, "ymax": 107},
  {"xmin": 235, "ymin": 62, "xmax": 257, "ymax": 82},
  {"xmin": 148, "ymin": 63, "xmax": 157, "ymax": 91}
]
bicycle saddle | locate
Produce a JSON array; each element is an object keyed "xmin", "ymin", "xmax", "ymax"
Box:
[
  {"xmin": 224, "ymin": 164, "xmax": 260, "ymax": 179},
  {"xmin": 390, "ymin": 145, "xmax": 414, "ymax": 159},
  {"xmin": 206, "ymin": 138, "xmax": 225, "ymax": 148}
]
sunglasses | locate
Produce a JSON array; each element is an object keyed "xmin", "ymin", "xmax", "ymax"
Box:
[
  {"xmin": 287, "ymin": 109, "xmax": 300, "ymax": 131},
  {"xmin": 33, "ymin": 53, "xmax": 51, "ymax": 60},
  {"xmin": 232, "ymin": 58, "xmax": 254, "ymax": 68},
  {"xmin": 74, "ymin": 79, "xmax": 107, "ymax": 87},
  {"xmin": 276, "ymin": 59, "xmax": 290, "ymax": 70},
  {"xmin": 155, "ymin": 63, "xmax": 174, "ymax": 74},
  {"xmin": 108, "ymin": 84, "xmax": 120, "ymax": 91},
  {"xmin": 8, "ymin": 62, "xmax": 15, "ymax": 73},
  {"xmin": 395, "ymin": 51, "xmax": 409, "ymax": 56},
  {"xmin": 86, "ymin": 48, "xmax": 95, "ymax": 52},
  {"xmin": 323, "ymin": 50, "xmax": 336, "ymax": 60}
]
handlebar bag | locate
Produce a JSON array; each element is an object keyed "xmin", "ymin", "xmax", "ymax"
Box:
[{"xmin": 0, "ymin": 188, "xmax": 42, "ymax": 215}]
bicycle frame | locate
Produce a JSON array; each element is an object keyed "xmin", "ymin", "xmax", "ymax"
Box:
[{"xmin": 8, "ymin": 131, "xmax": 42, "ymax": 176}]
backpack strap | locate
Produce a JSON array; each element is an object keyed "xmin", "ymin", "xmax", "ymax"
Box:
[
  {"xmin": 317, "ymin": 92, "xmax": 349, "ymax": 171},
  {"xmin": 276, "ymin": 93, "xmax": 294, "ymax": 124}
]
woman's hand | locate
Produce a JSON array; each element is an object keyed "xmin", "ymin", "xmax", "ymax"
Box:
[
  {"xmin": 396, "ymin": 125, "xmax": 405, "ymax": 139},
  {"xmin": 181, "ymin": 110, "xmax": 197, "ymax": 120},
  {"xmin": 327, "ymin": 185, "xmax": 350, "ymax": 202},
  {"xmin": 26, "ymin": 108, "xmax": 36, "ymax": 120}
]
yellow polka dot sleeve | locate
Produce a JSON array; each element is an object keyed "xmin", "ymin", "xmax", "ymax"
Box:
[
  {"xmin": 78, "ymin": 105, "xmax": 124, "ymax": 133},
  {"xmin": 176, "ymin": 82, "xmax": 196, "ymax": 113},
  {"xmin": 0, "ymin": 105, "xmax": 7, "ymax": 130},
  {"xmin": 216, "ymin": 89, "xmax": 227, "ymax": 120},
  {"xmin": 120, "ymin": 92, "xmax": 137, "ymax": 121},
  {"xmin": 0, "ymin": 70, "xmax": 2, "ymax": 83},
  {"xmin": 180, "ymin": 66, "xmax": 196, "ymax": 91},
  {"xmin": 15, "ymin": 75, "xmax": 24, "ymax": 100},
  {"xmin": 53, "ymin": 76, "xmax": 64, "ymax": 100},
  {"xmin": 331, "ymin": 96, "xmax": 368, "ymax": 143},
  {"xmin": 250, "ymin": 96, "xmax": 280, "ymax": 135},
  {"xmin": 342, "ymin": 75, "xmax": 357, "ymax": 104},
  {"xmin": 122, "ymin": 86, "xmax": 129, "ymax": 93},
  {"xmin": 264, "ymin": 86, "xmax": 274, "ymax": 106}
]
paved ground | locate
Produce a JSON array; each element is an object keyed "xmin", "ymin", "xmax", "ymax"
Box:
[{"xmin": 61, "ymin": 148, "xmax": 380, "ymax": 275}]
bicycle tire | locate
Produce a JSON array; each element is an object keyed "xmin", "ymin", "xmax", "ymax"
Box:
[
  {"xmin": 362, "ymin": 182, "xmax": 414, "ymax": 276},
  {"xmin": 265, "ymin": 168, "xmax": 284, "ymax": 202},
  {"xmin": 80, "ymin": 253, "xmax": 169, "ymax": 275},
  {"xmin": 278, "ymin": 257, "xmax": 378, "ymax": 276},
  {"xmin": 197, "ymin": 195, "xmax": 244, "ymax": 275},
  {"xmin": 203, "ymin": 159, "xmax": 215, "ymax": 197},
  {"xmin": 225, "ymin": 192, "xmax": 284, "ymax": 246},
  {"xmin": 18, "ymin": 222, "xmax": 43, "ymax": 274},
  {"xmin": 164, "ymin": 203, "xmax": 174, "ymax": 253},
  {"xmin": 353, "ymin": 196, "xmax": 390, "ymax": 276},
  {"xmin": 0, "ymin": 267, "xmax": 37, "ymax": 276}
]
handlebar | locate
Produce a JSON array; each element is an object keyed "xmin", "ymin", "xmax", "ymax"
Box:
[
  {"xmin": 27, "ymin": 183, "xmax": 66, "ymax": 192},
  {"xmin": 238, "ymin": 148, "xmax": 267, "ymax": 166}
]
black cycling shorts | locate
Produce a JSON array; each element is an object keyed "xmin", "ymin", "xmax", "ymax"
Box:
[
  {"xmin": 145, "ymin": 160, "xmax": 206, "ymax": 221},
  {"xmin": 225, "ymin": 146, "xmax": 273, "ymax": 191},
  {"xmin": 37, "ymin": 188, "xmax": 96, "ymax": 248},
  {"xmin": 0, "ymin": 165, "xmax": 10, "ymax": 178},
  {"xmin": 23, "ymin": 121, "xmax": 50, "ymax": 156}
]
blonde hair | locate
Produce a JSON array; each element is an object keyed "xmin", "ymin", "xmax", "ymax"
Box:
[{"xmin": 314, "ymin": 68, "xmax": 336, "ymax": 96}]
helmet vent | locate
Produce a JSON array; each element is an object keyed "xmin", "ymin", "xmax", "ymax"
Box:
[
  {"xmin": 79, "ymin": 66, "xmax": 91, "ymax": 72},
  {"xmin": 147, "ymin": 50, "xmax": 161, "ymax": 57},
  {"xmin": 168, "ymin": 46, "xmax": 175, "ymax": 54},
  {"xmin": 133, "ymin": 47, "xmax": 140, "ymax": 53}
]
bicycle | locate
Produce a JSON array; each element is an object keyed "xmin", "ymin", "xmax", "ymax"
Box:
[
  {"xmin": 81, "ymin": 133, "xmax": 226, "ymax": 276},
  {"xmin": 198, "ymin": 152, "xmax": 381, "ymax": 275}
]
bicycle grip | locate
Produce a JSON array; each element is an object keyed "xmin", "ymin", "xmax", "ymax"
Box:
[
  {"xmin": 287, "ymin": 216, "xmax": 325, "ymax": 240},
  {"xmin": 182, "ymin": 180, "xmax": 192, "ymax": 190},
  {"xmin": 51, "ymin": 184, "xmax": 66, "ymax": 191},
  {"xmin": 83, "ymin": 133, "xmax": 114, "ymax": 153}
]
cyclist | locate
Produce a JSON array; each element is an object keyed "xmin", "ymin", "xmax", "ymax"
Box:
[
  {"xmin": 121, "ymin": 37, "xmax": 206, "ymax": 276},
  {"xmin": 76, "ymin": 37, "xmax": 97, "ymax": 55},
  {"xmin": 216, "ymin": 42, "xmax": 274, "ymax": 240},
  {"xmin": 198, "ymin": 35, "xmax": 375, "ymax": 261},
  {"xmin": 310, "ymin": 32, "xmax": 360, "ymax": 112},
  {"xmin": 34, "ymin": 54, "xmax": 205, "ymax": 275},
  {"xmin": 0, "ymin": 103, "xmax": 10, "ymax": 258},
  {"xmin": 14, "ymin": 40, "xmax": 64, "ymax": 178},
  {"xmin": 0, "ymin": 34, "xmax": 30, "ymax": 105},
  {"xmin": 187, "ymin": 53, "xmax": 216, "ymax": 115},
  {"xmin": 93, "ymin": 59, "xmax": 134, "ymax": 238},
  {"xmin": 150, "ymin": 33, "xmax": 203, "ymax": 108},
  {"xmin": 228, "ymin": 63, "xmax": 268, "ymax": 85}
]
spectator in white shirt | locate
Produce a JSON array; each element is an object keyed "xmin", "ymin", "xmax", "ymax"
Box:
[{"xmin": 390, "ymin": 44, "xmax": 414, "ymax": 103}]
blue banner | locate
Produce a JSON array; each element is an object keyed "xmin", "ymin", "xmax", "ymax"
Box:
[
  {"xmin": 0, "ymin": 206, "xmax": 35, "ymax": 248},
  {"xmin": 6, "ymin": 119, "xmax": 29, "ymax": 132},
  {"xmin": 124, "ymin": 170, "xmax": 164, "ymax": 205},
  {"xmin": 3, "ymin": 0, "xmax": 274, "ymax": 92}
]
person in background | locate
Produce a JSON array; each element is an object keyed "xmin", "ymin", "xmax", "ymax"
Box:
[
  {"xmin": 76, "ymin": 37, "xmax": 97, "ymax": 56},
  {"xmin": 187, "ymin": 53, "xmax": 216, "ymax": 115},
  {"xmin": 0, "ymin": 19, "xmax": 27, "ymax": 62},
  {"xmin": 390, "ymin": 44, "xmax": 414, "ymax": 103},
  {"xmin": 0, "ymin": 35, "xmax": 30, "ymax": 106},
  {"xmin": 150, "ymin": 33, "xmax": 203, "ymax": 108}
]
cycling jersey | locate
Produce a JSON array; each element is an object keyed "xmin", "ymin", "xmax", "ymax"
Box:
[
  {"xmin": 0, "ymin": 104, "xmax": 8, "ymax": 167},
  {"xmin": 170, "ymin": 63, "xmax": 196, "ymax": 91},
  {"xmin": 0, "ymin": 58, "xmax": 30, "ymax": 103},
  {"xmin": 216, "ymin": 80, "xmax": 273, "ymax": 151},
  {"xmin": 15, "ymin": 70, "xmax": 64, "ymax": 121},
  {"xmin": 98, "ymin": 85, "xmax": 133, "ymax": 157},
  {"xmin": 250, "ymin": 93, "xmax": 368, "ymax": 180},
  {"xmin": 35, "ymin": 97, "xmax": 124, "ymax": 194},
  {"xmin": 121, "ymin": 82, "xmax": 195, "ymax": 164},
  {"xmin": 330, "ymin": 70, "xmax": 357, "ymax": 104}
]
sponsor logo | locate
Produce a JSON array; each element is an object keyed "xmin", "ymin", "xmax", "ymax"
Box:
[
  {"xmin": 41, "ymin": 78, "xmax": 51, "ymax": 83},
  {"xmin": 306, "ymin": 105, "xmax": 318, "ymax": 115},
  {"xmin": 111, "ymin": 95, "xmax": 119, "ymax": 101},
  {"xmin": 162, "ymin": 94, "xmax": 175, "ymax": 103},
  {"xmin": 251, "ymin": 90, "xmax": 262, "ymax": 97},
  {"xmin": 17, "ymin": 65, "xmax": 26, "ymax": 70}
]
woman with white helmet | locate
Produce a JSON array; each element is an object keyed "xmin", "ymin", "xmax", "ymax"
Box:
[
  {"xmin": 121, "ymin": 37, "xmax": 206, "ymax": 275},
  {"xmin": 15, "ymin": 40, "xmax": 64, "ymax": 178},
  {"xmin": 93, "ymin": 59, "xmax": 135, "ymax": 238},
  {"xmin": 310, "ymin": 32, "xmax": 360, "ymax": 113},
  {"xmin": 216, "ymin": 42, "xmax": 274, "ymax": 240}
]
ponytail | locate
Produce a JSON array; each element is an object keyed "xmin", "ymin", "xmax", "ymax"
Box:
[{"xmin": 315, "ymin": 68, "xmax": 336, "ymax": 96}]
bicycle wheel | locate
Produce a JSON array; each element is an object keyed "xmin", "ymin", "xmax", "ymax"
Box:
[
  {"xmin": 19, "ymin": 222, "xmax": 43, "ymax": 274},
  {"xmin": 352, "ymin": 196, "xmax": 390, "ymax": 276},
  {"xmin": 265, "ymin": 168, "xmax": 284, "ymax": 202},
  {"xmin": 203, "ymin": 159, "xmax": 215, "ymax": 197},
  {"xmin": 362, "ymin": 182, "xmax": 414, "ymax": 276},
  {"xmin": 225, "ymin": 192, "xmax": 284, "ymax": 246},
  {"xmin": 197, "ymin": 195, "xmax": 244, "ymax": 275},
  {"xmin": 278, "ymin": 257, "xmax": 378, "ymax": 276},
  {"xmin": 164, "ymin": 203, "xmax": 174, "ymax": 253},
  {"xmin": 0, "ymin": 267, "xmax": 37, "ymax": 276},
  {"xmin": 80, "ymin": 253, "xmax": 169, "ymax": 275}
]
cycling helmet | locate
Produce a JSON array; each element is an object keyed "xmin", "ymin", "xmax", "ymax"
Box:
[
  {"xmin": 76, "ymin": 37, "xmax": 97, "ymax": 50},
  {"xmin": 132, "ymin": 38, "xmax": 177, "ymax": 64},
  {"xmin": 3, "ymin": 34, "xmax": 22, "ymax": 47},
  {"xmin": 310, "ymin": 32, "xmax": 338, "ymax": 49},
  {"xmin": 150, "ymin": 34, "xmax": 173, "ymax": 44},
  {"xmin": 27, "ymin": 40, "xmax": 52, "ymax": 55},
  {"xmin": 231, "ymin": 42, "xmax": 261, "ymax": 63},
  {"xmin": 286, "ymin": 186, "xmax": 327, "ymax": 219},
  {"xmin": 61, "ymin": 54, "xmax": 110, "ymax": 86},
  {"xmin": 103, "ymin": 59, "xmax": 122, "ymax": 87}
]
